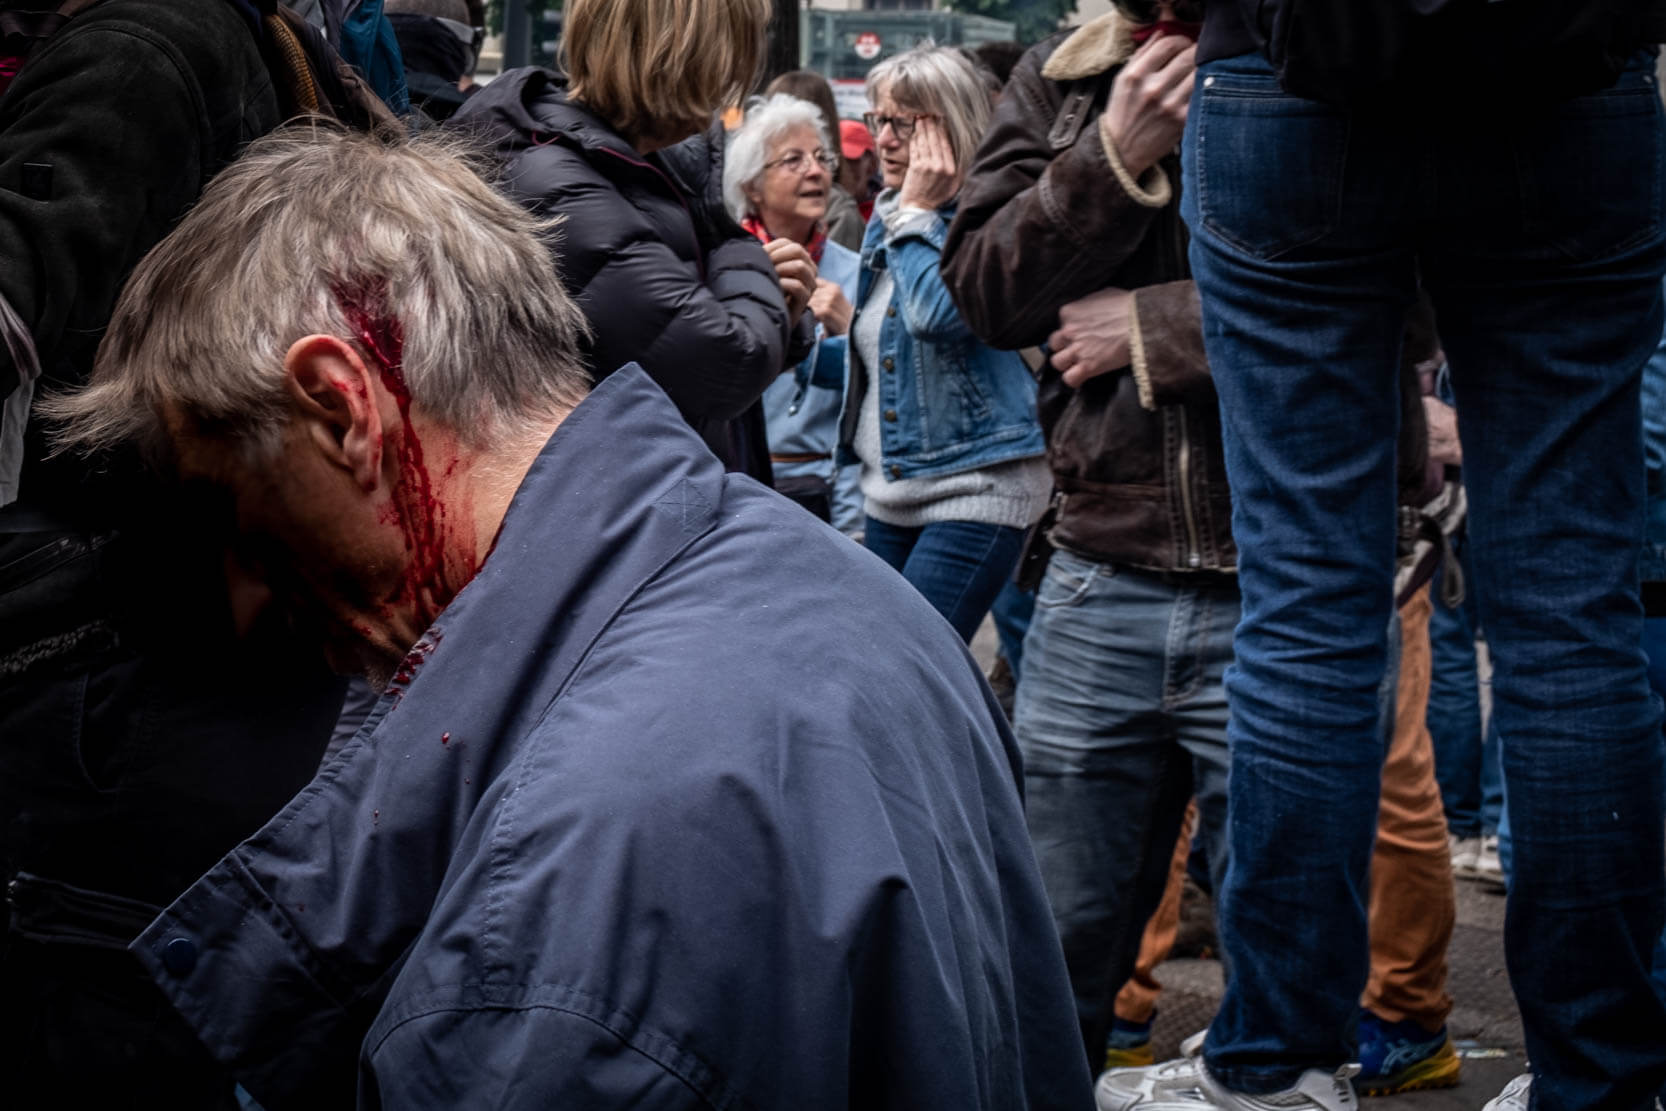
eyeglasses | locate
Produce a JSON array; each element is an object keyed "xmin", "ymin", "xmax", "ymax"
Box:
[
  {"xmin": 764, "ymin": 148, "xmax": 839, "ymax": 175},
  {"xmin": 863, "ymin": 113, "xmax": 934, "ymax": 142}
]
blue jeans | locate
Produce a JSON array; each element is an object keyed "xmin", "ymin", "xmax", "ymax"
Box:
[
  {"xmin": 863, "ymin": 517, "xmax": 1026, "ymax": 643},
  {"xmin": 1427, "ymin": 549, "xmax": 1504, "ymax": 838},
  {"xmin": 1013, "ymin": 551, "xmax": 1236, "ymax": 1060},
  {"xmin": 1185, "ymin": 52, "xmax": 1666, "ymax": 1108},
  {"xmin": 991, "ymin": 580, "xmax": 1036, "ymax": 680}
]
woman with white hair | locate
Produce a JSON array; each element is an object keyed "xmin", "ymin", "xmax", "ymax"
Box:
[
  {"xmin": 841, "ymin": 44, "xmax": 1049, "ymax": 642},
  {"xmin": 725, "ymin": 93, "xmax": 862, "ymax": 534}
]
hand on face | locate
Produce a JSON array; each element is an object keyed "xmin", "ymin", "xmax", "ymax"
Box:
[
  {"xmin": 897, "ymin": 116, "xmax": 958, "ymax": 211},
  {"xmin": 1049, "ymin": 287, "xmax": 1134, "ymax": 388},
  {"xmin": 1102, "ymin": 31, "xmax": 1196, "ymax": 178}
]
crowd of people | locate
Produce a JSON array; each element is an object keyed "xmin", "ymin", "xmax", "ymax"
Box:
[{"xmin": 1, "ymin": 0, "xmax": 1663, "ymax": 1108}]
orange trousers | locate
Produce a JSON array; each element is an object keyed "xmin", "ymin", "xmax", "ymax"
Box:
[{"xmin": 1114, "ymin": 587, "xmax": 1454, "ymax": 1030}]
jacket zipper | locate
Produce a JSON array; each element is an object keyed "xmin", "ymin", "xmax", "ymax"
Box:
[{"xmin": 1176, "ymin": 407, "xmax": 1202, "ymax": 569}]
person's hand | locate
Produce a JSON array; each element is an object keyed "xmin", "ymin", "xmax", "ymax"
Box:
[
  {"xmin": 897, "ymin": 116, "xmax": 959, "ymax": 211},
  {"xmin": 1050, "ymin": 287, "xmax": 1134, "ymax": 388},
  {"xmin": 1424, "ymin": 396, "xmax": 1463, "ymax": 468},
  {"xmin": 809, "ymin": 278, "xmax": 853, "ymax": 337},
  {"xmin": 765, "ymin": 238, "xmax": 817, "ymax": 322},
  {"xmin": 1101, "ymin": 33, "xmax": 1196, "ymax": 178}
]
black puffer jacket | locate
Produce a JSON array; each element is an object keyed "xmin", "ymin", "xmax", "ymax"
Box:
[{"xmin": 452, "ymin": 68, "xmax": 804, "ymax": 482}]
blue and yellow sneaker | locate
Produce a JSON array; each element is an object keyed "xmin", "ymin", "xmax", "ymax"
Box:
[
  {"xmin": 1354, "ymin": 1010, "xmax": 1461, "ymax": 1096},
  {"xmin": 1102, "ymin": 1013, "xmax": 1156, "ymax": 1070}
]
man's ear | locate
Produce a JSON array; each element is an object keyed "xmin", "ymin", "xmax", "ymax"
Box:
[{"xmin": 283, "ymin": 335, "xmax": 386, "ymax": 492}]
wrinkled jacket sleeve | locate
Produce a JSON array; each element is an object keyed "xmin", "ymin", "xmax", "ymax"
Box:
[
  {"xmin": 0, "ymin": 24, "xmax": 210, "ymax": 399},
  {"xmin": 363, "ymin": 1008, "xmax": 705, "ymax": 1110},
  {"xmin": 885, "ymin": 211, "xmax": 975, "ymax": 343},
  {"xmin": 543, "ymin": 158, "xmax": 795, "ymax": 424},
  {"xmin": 941, "ymin": 47, "xmax": 1171, "ymax": 351},
  {"xmin": 1127, "ymin": 280, "xmax": 1211, "ymax": 410},
  {"xmin": 637, "ymin": 233, "xmax": 795, "ymax": 423}
]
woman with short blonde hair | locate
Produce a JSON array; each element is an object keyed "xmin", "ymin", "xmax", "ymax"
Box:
[
  {"xmin": 564, "ymin": 0, "xmax": 768, "ymax": 152},
  {"xmin": 453, "ymin": 0, "xmax": 811, "ymax": 483}
]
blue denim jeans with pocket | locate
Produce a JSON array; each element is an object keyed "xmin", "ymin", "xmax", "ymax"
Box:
[
  {"xmin": 1184, "ymin": 51, "xmax": 1666, "ymax": 1109},
  {"xmin": 1014, "ymin": 550, "xmax": 1236, "ymax": 1061}
]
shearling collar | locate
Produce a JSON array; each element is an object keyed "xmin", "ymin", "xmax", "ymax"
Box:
[{"xmin": 1041, "ymin": 10, "xmax": 1135, "ymax": 82}]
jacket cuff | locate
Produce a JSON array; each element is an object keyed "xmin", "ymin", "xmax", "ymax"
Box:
[
  {"xmin": 1127, "ymin": 292, "xmax": 1157, "ymax": 411},
  {"xmin": 1126, "ymin": 281, "xmax": 1209, "ymax": 411},
  {"xmin": 1097, "ymin": 114, "xmax": 1172, "ymax": 210},
  {"xmin": 884, "ymin": 206, "xmax": 944, "ymax": 248}
]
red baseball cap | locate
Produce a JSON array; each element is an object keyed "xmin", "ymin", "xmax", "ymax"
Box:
[{"xmin": 840, "ymin": 118, "xmax": 875, "ymax": 161}]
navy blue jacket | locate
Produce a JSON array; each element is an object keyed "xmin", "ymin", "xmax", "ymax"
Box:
[{"xmin": 132, "ymin": 367, "xmax": 1092, "ymax": 1111}]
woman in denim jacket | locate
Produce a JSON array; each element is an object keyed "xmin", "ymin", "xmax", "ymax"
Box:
[{"xmin": 834, "ymin": 44, "xmax": 1049, "ymax": 641}]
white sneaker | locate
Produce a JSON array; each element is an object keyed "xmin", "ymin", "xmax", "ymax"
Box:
[
  {"xmin": 1482, "ymin": 1073, "xmax": 1532, "ymax": 1110},
  {"xmin": 1195, "ymin": 1061, "xmax": 1360, "ymax": 1111},
  {"xmin": 1096, "ymin": 1031, "xmax": 1209, "ymax": 1111},
  {"xmin": 1097, "ymin": 1032, "xmax": 1360, "ymax": 1111},
  {"xmin": 1449, "ymin": 834, "xmax": 1481, "ymax": 877},
  {"xmin": 1473, "ymin": 834, "xmax": 1505, "ymax": 892}
]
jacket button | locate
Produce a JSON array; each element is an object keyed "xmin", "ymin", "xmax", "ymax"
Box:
[
  {"xmin": 889, "ymin": 464, "xmax": 902, "ymax": 479},
  {"xmin": 162, "ymin": 936, "xmax": 199, "ymax": 976},
  {"xmin": 884, "ymin": 408, "xmax": 898, "ymax": 422},
  {"xmin": 882, "ymin": 357, "xmax": 894, "ymax": 371},
  {"xmin": 886, "ymin": 306, "xmax": 896, "ymax": 318}
]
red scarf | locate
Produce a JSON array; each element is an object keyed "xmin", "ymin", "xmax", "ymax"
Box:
[
  {"xmin": 1129, "ymin": 20, "xmax": 1202, "ymax": 45},
  {"xmin": 0, "ymin": 56, "xmax": 23, "ymax": 98},
  {"xmin": 741, "ymin": 214, "xmax": 827, "ymax": 265}
]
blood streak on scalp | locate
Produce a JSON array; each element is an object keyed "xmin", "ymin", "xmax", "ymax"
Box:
[{"xmin": 332, "ymin": 279, "xmax": 447, "ymax": 613}]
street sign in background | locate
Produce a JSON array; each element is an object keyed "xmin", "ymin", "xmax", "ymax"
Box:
[{"xmin": 802, "ymin": 9, "xmax": 1015, "ymax": 81}]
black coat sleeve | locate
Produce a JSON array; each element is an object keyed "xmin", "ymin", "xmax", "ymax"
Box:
[
  {"xmin": 527, "ymin": 152, "xmax": 794, "ymax": 426},
  {"xmin": 0, "ymin": 17, "xmax": 235, "ymax": 396}
]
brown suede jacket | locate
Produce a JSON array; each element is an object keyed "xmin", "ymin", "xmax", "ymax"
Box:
[{"xmin": 943, "ymin": 11, "xmax": 1233, "ymax": 573}]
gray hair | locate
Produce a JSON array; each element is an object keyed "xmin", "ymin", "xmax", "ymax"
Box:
[
  {"xmin": 722, "ymin": 93, "xmax": 834, "ymax": 223},
  {"xmin": 865, "ymin": 43, "xmax": 991, "ymax": 175},
  {"xmin": 43, "ymin": 125, "xmax": 591, "ymax": 464}
]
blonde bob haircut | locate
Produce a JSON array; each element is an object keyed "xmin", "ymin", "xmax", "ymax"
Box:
[
  {"xmin": 563, "ymin": 0, "xmax": 771, "ymax": 148},
  {"xmin": 865, "ymin": 43, "xmax": 991, "ymax": 177}
]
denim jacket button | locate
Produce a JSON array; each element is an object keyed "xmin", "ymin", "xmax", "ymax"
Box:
[
  {"xmin": 161, "ymin": 936, "xmax": 199, "ymax": 976},
  {"xmin": 888, "ymin": 464, "xmax": 902, "ymax": 479},
  {"xmin": 884, "ymin": 408, "xmax": 898, "ymax": 422},
  {"xmin": 882, "ymin": 357, "xmax": 895, "ymax": 371},
  {"xmin": 886, "ymin": 305, "xmax": 896, "ymax": 318}
]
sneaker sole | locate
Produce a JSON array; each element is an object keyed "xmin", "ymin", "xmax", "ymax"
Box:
[{"xmin": 1359, "ymin": 1045, "xmax": 1462, "ymax": 1097}]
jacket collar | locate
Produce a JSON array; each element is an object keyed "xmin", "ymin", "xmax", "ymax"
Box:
[
  {"xmin": 453, "ymin": 66, "xmax": 716, "ymax": 197},
  {"xmin": 1040, "ymin": 10, "xmax": 1136, "ymax": 82},
  {"xmin": 129, "ymin": 366, "xmax": 728, "ymax": 1105},
  {"xmin": 452, "ymin": 64, "xmax": 644, "ymax": 165}
]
